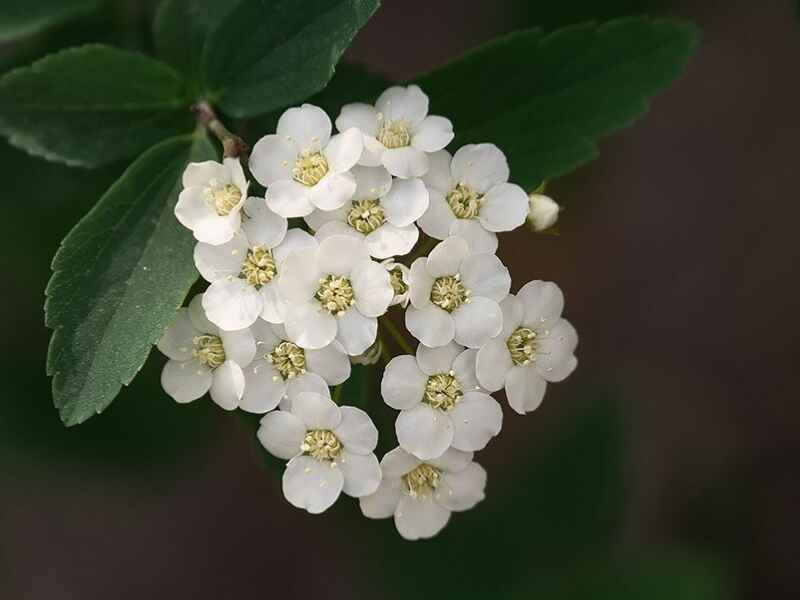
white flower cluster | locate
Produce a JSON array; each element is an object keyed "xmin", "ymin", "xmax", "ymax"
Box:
[{"xmin": 160, "ymin": 85, "xmax": 576, "ymax": 540}]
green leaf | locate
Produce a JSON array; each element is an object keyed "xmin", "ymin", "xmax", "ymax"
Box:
[
  {"xmin": 45, "ymin": 133, "xmax": 217, "ymax": 426},
  {"xmin": 0, "ymin": 0, "xmax": 102, "ymax": 43},
  {"xmin": 415, "ymin": 18, "xmax": 699, "ymax": 189},
  {"xmin": 203, "ymin": 0, "xmax": 381, "ymax": 118},
  {"xmin": 0, "ymin": 44, "xmax": 194, "ymax": 168}
]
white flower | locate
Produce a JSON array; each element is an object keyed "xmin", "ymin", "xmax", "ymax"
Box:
[
  {"xmin": 258, "ymin": 390, "xmax": 381, "ymax": 514},
  {"xmin": 305, "ymin": 166, "xmax": 429, "ymax": 259},
  {"xmin": 195, "ymin": 200, "xmax": 316, "ymax": 331},
  {"xmin": 528, "ymin": 193, "xmax": 560, "ymax": 232},
  {"xmin": 382, "ymin": 342, "xmax": 502, "ymax": 459},
  {"xmin": 335, "ymin": 85, "xmax": 454, "ymax": 179},
  {"xmin": 249, "ymin": 104, "xmax": 363, "ymax": 218},
  {"xmin": 240, "ymin": 319, "xmax": 350, "ymax": 414},
  {"xmin": 278, "ymin": 235, "xmax": 393, "ymax": 355},
  {"xmin": 418, "ymin": 145, "xmax": 529, "ymax": 253},
  {"xmin": 381, "ymin": 259, "xmax": 411, "ymax": 307},
  {"xmin": 359, "ymin": 446, "xmax": 486, "ymax": 541},
  {"xmin": 405, "ymin": 236, "xmax": 510, "ymax": 349},
  {"xmin": 157, "ymin": 294, "xmax": 256, "ymax": 410},
  {"xmin": 175, "ymin": 158, "xmax": 249, "ymax": 245},
  {"xmin": 475, "ymin": 281, "xmax": 578, "ymax": 414}
]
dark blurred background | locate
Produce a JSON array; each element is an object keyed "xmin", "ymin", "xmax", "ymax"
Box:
[{"xmin": 2, "ymin": 1, "xmax": 799, "ymax": 598}]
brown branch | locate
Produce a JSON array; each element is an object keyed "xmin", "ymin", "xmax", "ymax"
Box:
[{"xmin": 191, "ymin": 101, "xmax": 249, "ymax": 159}]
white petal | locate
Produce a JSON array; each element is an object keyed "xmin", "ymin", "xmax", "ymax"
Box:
[
  {"xmin": 359, "ymin": 134, "xmax": 385, "ymax": 166},
  {"xmin": 394, "ymin": 495, "xmax": 450, "ymax": 541},
  {"xmin": 498, "ymin": 293, "xmax": 524, "ymax": 339},
  {"xmin": 417, "ymin": 188, "xmax": 456, "ymax": 241},
  {"xmin": 248, "ymin": 135, "xmax": 296, "ymax": 186},
  {"xmin": 249, "ymin": 314, "xmax": 281, "ymax": 347},
  {"xmin": 193, "ymin": 234, "xmax": 247, "ymax": 282},
  {"xmin": 305, "ymin": 340, "xmax": 350, "ymax": 385},
  {"xmin": 188, "ymin": 293, "xmax": 217, "ymax": 333},
  {"xmin": 225, "ymin": 157, "xmax": 248, "ymax": 193},
  {"xmin": 314, "ymin": 220, "xmax": 363, "ymax": 243},
  {"xmin": 338, "ymin": 451, "xmax": 381, "ymax": 497},
  {"xmin": 415, "ymin": 342, "xmax": 463, "ymax": 376},
  {"xmin": 182, "ymin": 160, "xmax": 227, "ymax": 187},
  {"xmin": 219, "ymin": 328, "xmax": 256, "ymax": 367},
  {"xmin": 283, "ymin": 455, "xmax": 343, "ymax": 514},
  {"xmin": 380, "ymin": 446, "xmax": 421, "ymax": 478},
  {"xmin": 241, "ymin": 197, "xmax": 288, "ymax": 248},
  {"xmin": 284, "ymin": 302, "xmax": 337, "ymax": 350},
  {"xmin": 351, "ymin": 259, "xmax": 393, "ymax": 316},
  {"xmin": 381, "ymin": 177, "xmax": 429, "ymax": 226},
  {"xmin": 304, "ymin": 206, "xmax": 344, "ymax": 232},
  {"xmin": 161, "ymin": 359, "xmax": 212, "ymax": 403},
  {"xmin": 409, "ymin": 256, "xmax": 434, "ymax": 308},
  {"xmin": 452, "ymin": 348, "xmax": 481, "ymax": 391},
  {"xmin": 475, "ymin": 338, "xmax": 513, "ymax": 393},
  {"xmin": 272, "ymin": 228, "xmax": 318, "ymax": 265},
  {"xmin": 175, "ymin": 187, "xmax": 217, "ymax": 232},
  {"xmin": 436, "ymin": 462, "xmax": 487, "ymax": 512},
  {"xmin": 451, "ymin": 144, "xmax": 509, "ymax": 193},
  {"xmin": 157, "ymin": 309, "xmax": 196, "ymax": 361},
  {"xmin": 335, "ymin": 309, "xmax": 377, "ymax": 356},
  {"xmin": 202, "ymin": 278, "xmax": 263, "ymax": 331},
  {"xmin": 360, "ymin": 478, "xmax": 402, "ymax": 519},
  {"xmin": 426, "ymin": 236, "xmax": 469, "ymax": 277},
  {"xmin": 191, "ymin": 211, "xmax": 241, "ymax": 246},
  {"xmin": 292, "ymin": 391, "xmax": 341, "ymax": 430},
  {"xmin": 265, "ymin": 179, "xmax": 314, "ymax": 218},
  {"xmin": 535, "ymin": 318, "xmax": 579, "ymax": 382},
  {"xmin": 257, "ymin": 410, "xmax": 305, "ymax": 459},
  {"xmin": 448, "ymin": 219, "xmax": 498, "ymax": 254},
  {"xmin": 411, "ymin": 115, "xmax": 454, "ymax": 152},
  {"xmin": 317, "ymin": 234, "xmax": 370, "ymax": 276},
  {"xmin": 449, "ymin": 392, "xmax": 503, "ymax": 452},
  {"xmin": 283, "ymin": 372, "xmax": 331, "ymax": 411},
  {"xmin": 309, "ymin": 171, "xmax": 356, "ymax": 211},
  {"xmin": 381, "ymin": 146, "xmax": 429, "ymax": 179},
  {"xmin": 324, "ymin": 128, "xmax": 363, "ymax": 173},
  {"xmin": 352, "ymin": 164, "xmax": 392, "ymax": 201},
  {"xmin": 459, "ymin": 252, "xmax": 511, "ymax": 302},
  {"xmin": 405, "ymin": 304, "xmax": 455, "ymax": 348},
  {"xmin": 517, "ymin": 280, "xmax": 565, "ymax": 328},
  {"xmin": 209, "ymin": 360, "xmax": 245, "ymax": 410},
  {"xmin": 335, "ymin": 102, "xmax": 379, "ymax": 137},
  {"xmin": 334, "ymin": 406, "xmax": 379, "ymax": 454},
  {"xmin": 396, "ymin": 404, "xmax": 453, "ymax": 460},
  {"xmin": 479, "ymin": 183, "xmax": 529, "ymax": 232},
  {"xmin": 240, "ymin": 361, "xmax": 287, "ymax": 413},
  {"xmin": 421, "ymin": 149, "xmax": 453, "ymax": 194},
  {"xmin": 377, "ymin": 85, "xmax": 429, "ymax": 126},
  {"xmin": 428, "ymin": 447, "xmax": 473, "ymax": 473},
  {"xmin": 365, "ymin": 224, "xmax": 418, "ymax": 259},
  {"xmin": 277, "ymin": 103, "xmax": 331, "ymax": 152},
  {"xmin": 381, "ymin": 355, "xmax": 427, "ymax": 410},
  {"xmin": 453, "ymin": 297, "xmax": 503, "ymax": 348},
  {"xmin": 259, "ymin": 282, "xmax": 288, "ymax": 324},
  {"xmin": 505, "ymin": 365, "xmax": 547, "ymax": 414},
  {"xmin": 277, "ymin": 246, "xmax": 320, "ymax": 302}
]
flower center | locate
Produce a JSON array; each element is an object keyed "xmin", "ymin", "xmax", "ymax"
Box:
[
  {"xmin": 267, "ymin": 340, "xmax": 306, "ymax": 380},
  {"xmin": 389, "ymin": 267, "xmax": 408, "ymax": 297},
  {"xmin": 446, "ymin": 183, "xmax": 482, "ymax": 219},
  {"xmin": 424, "ymin": 372, "xmax": 463, "ymax": 411},
  {"xmin": 403, "ymin": 464, "xmax": 441, "ymax": 498},
  {"xmin": 316, "ymin": 274, "xmax": 356, "ymax": 316},
  {"xmin": 377, "ymin": 119, "xmax": 411, "ymax": 149},
  {"xmin": 240, "ymin": 246, "xmax": 277, "ymax": 288},
  {"xmin": 430, "ymin": 274, "xmax": 470, "ymax": 312},
  {"xmin": 301, "ymin": 429, "xmax": 342, "ymax": 462},
  {"xmin": 207, "ymin": 182, "xmax": 242, "ymax": 216},
  {"xmin": 192, "ymin": 334, "xmax": 225, "ymax": 368},
  {"xmin": 346, "ymin": 198, "xmax": 386, "ymax": 234},
  {"xmin": 292, "ymin": 151, "xmax": 329, "ymax": 187},
  {"xmin": 507, "ymin": 326, "xmax": 537, "ymax": 366}
]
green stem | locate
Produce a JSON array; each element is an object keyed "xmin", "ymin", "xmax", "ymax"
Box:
[
  {"xmin": 332, "ymin": 383, "xmax": 343, "ymax": 404},
  {"xmin": 380, "ymin": 316, "xmax": 413, "ymax": 355}
]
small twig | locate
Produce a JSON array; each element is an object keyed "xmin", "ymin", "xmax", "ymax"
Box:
[
  {"xmin": 380, "ymin": 316, "xmax": 413, "ymax": 355},
  {"xmin": 191, "ymin": 101, "xmax": 249, "ymax": 159}
]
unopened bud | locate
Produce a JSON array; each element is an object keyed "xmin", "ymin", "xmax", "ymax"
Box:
[{"xmin": 527, "ymin": 193, "xmax": 560, "ymax": 232}]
